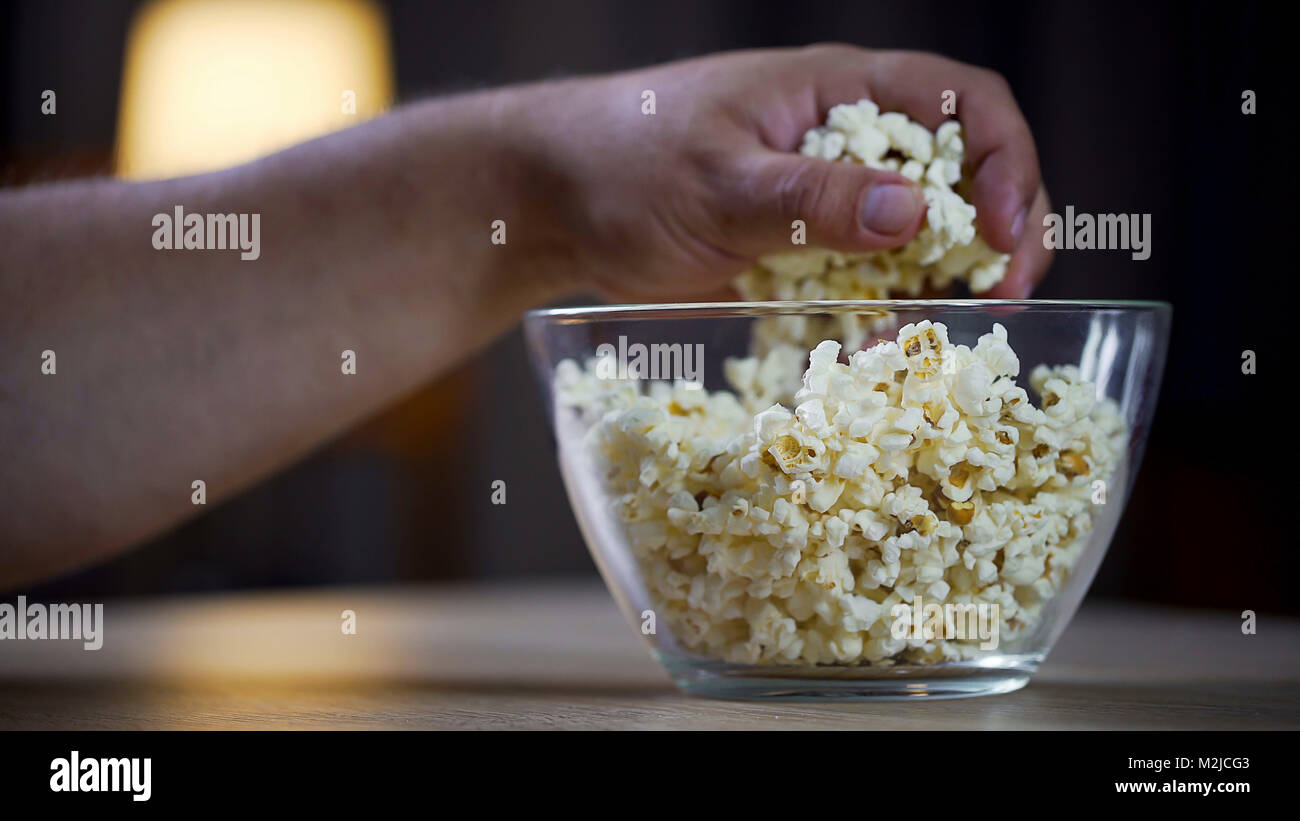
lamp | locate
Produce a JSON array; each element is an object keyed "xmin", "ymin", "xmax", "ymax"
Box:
[{"xmin": 115, "ymin": 0, "xmax": 394, "ymax": 180}]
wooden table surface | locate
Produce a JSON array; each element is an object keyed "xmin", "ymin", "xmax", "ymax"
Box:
[{"xmin": 0, "ymin": 581, "xmax": 1296, "ymax": 730}]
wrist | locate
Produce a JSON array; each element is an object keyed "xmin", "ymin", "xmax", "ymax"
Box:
[{"xmin": 461, "ymin": 84, "xmax": 590, "ymax": 305}]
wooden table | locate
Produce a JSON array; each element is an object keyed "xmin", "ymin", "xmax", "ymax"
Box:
[{"xmin": 1, "ymin": 581, "xmax": 1296, "ymax": 729}]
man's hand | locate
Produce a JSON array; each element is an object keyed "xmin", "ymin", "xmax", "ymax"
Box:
[
  {"xmin": 514, "ymin": 44, "xmax": 1051, "ymax": 301},
  {"xmin": 0, "ymin": 45, "xmax": 1050, "ymax": 586}
]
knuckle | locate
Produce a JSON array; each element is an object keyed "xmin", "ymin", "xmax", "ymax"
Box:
[
  {"xmin": 883, "ymin": 49, "xmax": 952, "ymax": 74},
  {"xmin": 976, "ymin": 66, "xmax": 1012, "ymax": 94},
  {"xmin": 795, "ymin": 42, "xmax": 868, "ymax": 66},
  {"xmin": 777, "ymin": 163, "xmax": 833, "ymax": 228},
  {"xmin": 775, "ymin": 163, "xmax": 814, "ymax": 219},
  {"xmin": 802, "ymin": 42, "xmax": 867, "ymax": 61}
]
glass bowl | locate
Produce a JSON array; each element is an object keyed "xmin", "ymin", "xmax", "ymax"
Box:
[{"xmin": 525, "ymin": 300, "xmax": 1171, "ymax": 700}]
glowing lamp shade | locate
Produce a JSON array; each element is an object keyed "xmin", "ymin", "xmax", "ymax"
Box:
[{"xmin": 115, "ymin": 0, "xmax": 394, "ymax": 180}]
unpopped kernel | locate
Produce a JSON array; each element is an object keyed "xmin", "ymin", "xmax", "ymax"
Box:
[{"xmin": 556, "ymin": 322, "xmax": 1125, "ymax": 667}]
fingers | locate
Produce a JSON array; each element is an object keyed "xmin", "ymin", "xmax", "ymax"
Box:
[
  {"xmin": 800, "ymin": 47, "xmax": 1043, "ymax": 257},
  {"xmin": 722, "ymin": 148, "xmax": 926, "ymax": 256},
  {"xmin": 702, "ymin": 45, "xmax": 1049, "ymax": 292},
  {"xmin": 982, "ymin": 184, "xmax": 1053, "ymax": 298}
]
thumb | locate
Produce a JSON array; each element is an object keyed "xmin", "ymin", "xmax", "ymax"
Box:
[{"xmin": 724, "ymin": 150, "xmax": 926, "ymax": 257}]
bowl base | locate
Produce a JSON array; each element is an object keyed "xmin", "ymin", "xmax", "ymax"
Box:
[{"xmin": 660, "ymin": 652, "xmax": 1038, "ymax": 701}]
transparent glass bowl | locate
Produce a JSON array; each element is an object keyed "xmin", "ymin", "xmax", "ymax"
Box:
[{"xmin": 525, "ymin": 300, "xmax": 1171, "ymax": 700}]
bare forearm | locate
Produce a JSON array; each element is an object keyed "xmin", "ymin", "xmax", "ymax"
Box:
[
  {"xmin": 1, "ymin": 46, "xmax": 1051, "ymax": 587},
  {"xmin": 0, "ymin": 89, "xmax": 567, "ymax": 584}
]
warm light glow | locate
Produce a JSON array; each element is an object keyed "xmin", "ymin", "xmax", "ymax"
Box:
[{"xmin": 115, "ymin": 0, "xmax": 394, "ymax": 180}]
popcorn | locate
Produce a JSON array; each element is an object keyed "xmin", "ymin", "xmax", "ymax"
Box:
[
  {"xmin": 556, "ymin": 322, "xmax": 1125, "ymax": 667},
  {"xmin": 735, "ymin": 100, "xmax": 1011, "ymax": 353},
  {"xmin": 558, "ymin": 93, "xmax": 1120, "ymax": 664}
]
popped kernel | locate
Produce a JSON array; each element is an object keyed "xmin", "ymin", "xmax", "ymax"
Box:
[
  {"xmin": 735, "ymin": 101, "xmax": 1010, "ymax": 353},
  {"xmin": 556, "ymin": 322, "xmax": 1125, "ymax": 666}
]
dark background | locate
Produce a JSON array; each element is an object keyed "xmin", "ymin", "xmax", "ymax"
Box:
[{"xmin": 3, "ymin": 0, "xmax": 1292, "ymax": 612}]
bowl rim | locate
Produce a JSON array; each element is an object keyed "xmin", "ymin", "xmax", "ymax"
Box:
[{"xmin": 527, "ymin": 298, "xmax": 1172, "ymax": 320}]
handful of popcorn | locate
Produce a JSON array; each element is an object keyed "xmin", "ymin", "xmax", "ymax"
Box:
[
  {"xmin": 556, "ymin": 321, "xmax": 1125, "ymax": 666},
  {"xmin": 735, "ymin": 100, "xmax": 1010, "ymax": 352}
]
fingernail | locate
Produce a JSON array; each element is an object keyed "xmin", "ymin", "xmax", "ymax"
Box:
[
  {"xmin": 860, "ymin": 184, "xmax": 921, "ymax": 235},
  {"xmin": 1010, "ymin": 207, "xmax": 1027, "ymax": 244}
]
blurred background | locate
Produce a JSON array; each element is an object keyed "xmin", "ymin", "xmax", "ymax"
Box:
[{"xmin": 4, "ymin": 0, "xmax": 1291, "ymax": 611}]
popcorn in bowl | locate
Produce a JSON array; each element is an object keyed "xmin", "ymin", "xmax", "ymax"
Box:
[{"xmin": 555, "ymin": 321, "xmax": 1126, "ymax": 667}]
